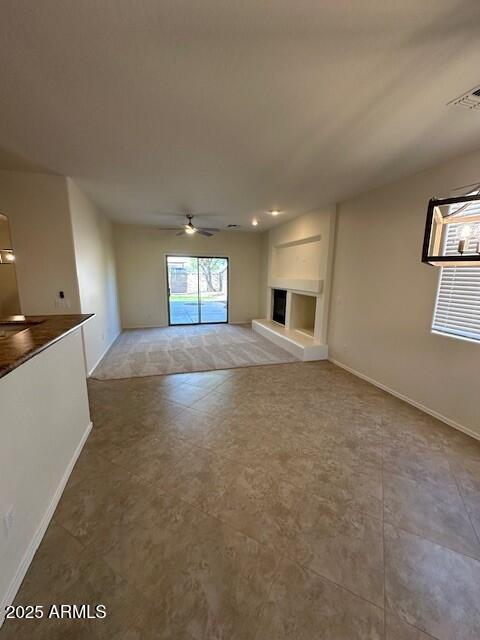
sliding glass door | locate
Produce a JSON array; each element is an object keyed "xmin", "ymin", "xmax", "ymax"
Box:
[{"xmin": 166, "ymin": 256, "xmax": 228, "ymax": 325}]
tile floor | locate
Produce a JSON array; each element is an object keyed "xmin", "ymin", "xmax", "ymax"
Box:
[{"xmin": 2, "ymin": 361, "xmax": 480, "ymax": 639}]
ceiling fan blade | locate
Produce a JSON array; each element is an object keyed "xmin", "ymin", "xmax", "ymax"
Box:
[
  {"xmin": 176, "ymin": 231, "xmax": 186, "ymax": 236},
  {"xmin": 197, "ymin": 230, "xmax": 213, "ymax": 237},
  {"xmin": 157, "ymin": 227, "xmax": 182, "ymax": 230},
  {"xmin": 198, "ymin": 227, "xmax": 220, "ymax": 233}
]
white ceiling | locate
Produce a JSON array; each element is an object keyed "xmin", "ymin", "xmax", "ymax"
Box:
[{"xmin": 1, "ymin": 1, "xmax": 480, "ymax": 231}]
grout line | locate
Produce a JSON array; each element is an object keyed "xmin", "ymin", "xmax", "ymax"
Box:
[
  {"xmin": 160, "ymin": 474, "xmax": 388, "ymax": 613},
  {"xmin": 103, "ymin": 423, "xmax": 480, "ymax": 568},
  {"xmin": 284, "ymin": 556, "xmax": 385, "ymax": 612},
  {"xmin": 446, "ymin": 458, "xmax": 480, "ymax": 549},
  {"xmin": 79, "ymin": 368, "xmax": 480, "ymax": 635},
  {"xmin": 90, "ymin": 436, "xmax": 389, "ymax": 616},
  {"xmin": 251, "ymin": 554, "xmax": 284, "ymax": 640},
  {"xmin": 386, "ymin": 613, "xmax": 442, "ymax": 640},
  {"xmin": 386, "ymin": 520, "xmax": 480, "ymax": 564}
]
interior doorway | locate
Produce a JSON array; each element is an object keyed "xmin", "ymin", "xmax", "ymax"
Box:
[
  {"xmin": 166, "ymin": 255, "xmax": 229, "ymax": 325},
  {"xmin": 0, "ymin": 213, "xmax": 21, "ymax": 316}
]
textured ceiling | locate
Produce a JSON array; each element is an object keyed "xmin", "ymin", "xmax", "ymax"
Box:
[{"xmin": 1, "ymin": 1, "xmax": 480, "ymax": 230}]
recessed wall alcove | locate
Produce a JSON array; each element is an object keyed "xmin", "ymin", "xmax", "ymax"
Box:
[
  {"xmin": 290, "ymin": 292, "xmax": 316, "ymax": 337},
  {"xmin": 270, "ymin": 235, "xmax": 323, "ymax": 293}
]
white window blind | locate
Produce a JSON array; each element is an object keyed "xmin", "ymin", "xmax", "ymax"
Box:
[{"xmin": 432, "ymin": 197, "xmax": 480, "ymax": 343}]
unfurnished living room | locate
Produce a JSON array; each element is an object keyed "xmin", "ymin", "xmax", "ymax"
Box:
[{"xmin": 1, "ymin": 2, "xmax": 480, "ymax": 639}]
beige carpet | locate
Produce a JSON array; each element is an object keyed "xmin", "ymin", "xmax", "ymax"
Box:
[{"xmin": 91, "ymin": 323, "xmax": 298, "ymax": 379}]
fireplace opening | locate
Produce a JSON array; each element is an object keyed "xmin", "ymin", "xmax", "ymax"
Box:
[{"xmin": 272, "ymin": 289, "xmax": 287, "ymax": 325}]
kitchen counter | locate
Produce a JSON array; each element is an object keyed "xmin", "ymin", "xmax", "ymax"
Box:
[{"xmin": 0, "ymin": 314, "xmax": 93, "ymax": 378}]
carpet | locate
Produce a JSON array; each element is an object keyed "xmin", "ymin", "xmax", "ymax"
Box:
[{"xmin": 91, "ymin": 323, "xmax": 298, "ymax": 379}]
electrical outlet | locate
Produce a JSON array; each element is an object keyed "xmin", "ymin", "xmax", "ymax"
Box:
[{"xmin": 4, "ymin": 505, "xmax": 14, "ymax": 537}]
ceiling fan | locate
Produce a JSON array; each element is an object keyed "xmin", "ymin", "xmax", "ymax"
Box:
[{"xmin": 160, "ymin": 212, "xmax": 220, "ymax": 237}]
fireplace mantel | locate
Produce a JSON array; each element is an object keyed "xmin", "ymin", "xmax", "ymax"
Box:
[{"xmin": 268, "ymin": 277, "xmax": 324, "ymax": 295}]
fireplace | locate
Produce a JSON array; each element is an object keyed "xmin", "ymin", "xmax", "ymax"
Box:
[{"xmin": 272, "ymin": 289, "xmax": 287, "ymax": 325}]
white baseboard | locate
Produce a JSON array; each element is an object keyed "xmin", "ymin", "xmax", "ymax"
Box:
[
  {"xmin": 87, "ymin": 334, "xmax": 119, "ymax": 376},
  {"xmin": 0, "ymin": 421, "xmax": 93, "ymax": 627},
  {"xmin": 122, "ymin": 323, "xmax": 168, "ymax": 330},
  {"xmin": 329, "ymin": 358, "xmax": 480, "ymax": 442}
]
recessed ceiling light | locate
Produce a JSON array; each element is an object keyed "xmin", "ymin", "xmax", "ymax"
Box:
[
  {"xmin": 252, "ymin": 219, "xmax": 258, "ymax": 226},
  {"xmin": 270, "ymin": 209, "xmax": 281, "ymax": 216}
]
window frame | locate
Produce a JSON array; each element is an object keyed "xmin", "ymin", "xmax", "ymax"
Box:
[{"xmin": 431, "ymin": 187, "xmax": 480, "ymax": 345}]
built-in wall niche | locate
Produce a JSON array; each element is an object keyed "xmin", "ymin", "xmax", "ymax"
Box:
[
  {"xmin": 270, "ymin": 235, "xmax": 323, "ymax": 293},
  {"xmin": 290, "ymin": 292, "xmax": 316, "ymax": 337}
]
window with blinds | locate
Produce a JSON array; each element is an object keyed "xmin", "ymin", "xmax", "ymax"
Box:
[{"xmin": 432, "ymin": 196, "xmax": 480, "ymax": 342}]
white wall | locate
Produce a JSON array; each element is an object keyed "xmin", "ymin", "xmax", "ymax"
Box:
[
  {"xmin": 0, "ymin": 329, "xmax": 91, "ymax": 621},
  {"xmin": 328, "ymin": 147, "xmax": 480, "ymax": 437},
  {"xmin": 114, "ymin": 224, "xmax": 264, "ymax": 328},
  {"xmin": 0, "ymin": 171, "xmax": 81, "ymax": 315},
  {"xmin": 68, "ymin": 180, "xmax": 121, "ymax": 374}
]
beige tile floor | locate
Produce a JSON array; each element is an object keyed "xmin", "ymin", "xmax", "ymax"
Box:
[{"xmin": 2, "ymin": 361, "xmax": 480, "ymax": 639}]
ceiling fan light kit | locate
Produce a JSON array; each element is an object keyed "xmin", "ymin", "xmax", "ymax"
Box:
[
  {"xmin": 161, "ymin": 213, "xmax": 220, "ymax": 238},
  {"xmin": 158, "ymin": 208, "xmax": 287, "ymax": 235}
]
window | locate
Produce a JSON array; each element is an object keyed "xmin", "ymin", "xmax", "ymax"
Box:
[{"xmin": 432, "ymin": 194, "xmax": 480, "ymax": 342}]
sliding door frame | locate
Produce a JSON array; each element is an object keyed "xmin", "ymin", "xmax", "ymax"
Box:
[{"xmin": 165, "ymin": 254, "xmax": 230, "ymax": 326}]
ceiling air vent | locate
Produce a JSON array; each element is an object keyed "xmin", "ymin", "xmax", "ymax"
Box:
[
  {"xmin": 448, "ymin": 85, "xmax": 480, "ymax": 110},
  {"xmin": 227, "ymin": 224, "xmax": 241, "ymax": 228}
]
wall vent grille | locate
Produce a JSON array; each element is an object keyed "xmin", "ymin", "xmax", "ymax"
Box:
[{"xmin": 448, "ymin": 85, "xmax": 480, "ymax": 110}]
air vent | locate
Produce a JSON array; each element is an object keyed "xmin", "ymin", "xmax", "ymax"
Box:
[
  {"xmin": 448, "ymin": 85, "xmax": 480, "ymax": 110},
  {"xmin": 227, "ymin": 224, "xmax": 241, "ymax": 228}
]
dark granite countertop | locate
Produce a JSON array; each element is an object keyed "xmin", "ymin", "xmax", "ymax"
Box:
[{"xmin": 0, "ymin": 314, "xmax": 94, "ymax": 378}]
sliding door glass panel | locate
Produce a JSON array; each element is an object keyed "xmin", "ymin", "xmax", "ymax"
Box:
[
  {"xmin": 198, "ymin": 257, "xmax": 228, "ymax": 323},
  {"xmin": 167, "ymin": 256, "xmax": 199, "ymax": 325}
]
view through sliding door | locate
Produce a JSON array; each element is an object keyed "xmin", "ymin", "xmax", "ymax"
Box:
[{"xmin": 166, "ymin": 256, "xmax": 228, "ymax": 325}]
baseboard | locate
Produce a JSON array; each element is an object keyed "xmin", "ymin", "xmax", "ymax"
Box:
[
  {"xmin": 122, "ymin": 323, "xmax": 168, "ymax": 330},
  {"xmin": 87, "ymin": 334, "xmax": 119, "ymax": 376},
  {"xmin": 329, "ymin": 358, "xmax": 480, "ymax": 442},
  {"xmin": 0, "ymin": 421, "xmax": 93, "ymax": 628}
]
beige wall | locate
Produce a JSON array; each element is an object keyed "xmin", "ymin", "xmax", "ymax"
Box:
[
  {"xmin": 0, "ymin": 171, "xmax": 81, "ymax": 315},
  {"xmin": 328, "ymin": 147, "xmax": 480, "ymax": 437},
  {"xmin": 114, "ymin": 224, "xmax": 263, "ymax": 328},
  {"xmin": 68, "ymin": 180, "xmax": 121, "ymax": 374},
  {"xmin": 0, "ymin": 171, "xmax": 121, "ymax": 375},
  {"xmin": 0, "ymin": 329, "xmax": 91, "ymax": 617},
  {"xmin": 258, "ymin": 231, "xmax": 269, "ymax": 317},
  {"xmin": 0, "ymin": 215, "xmax": 21, "ymax": 316}
]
